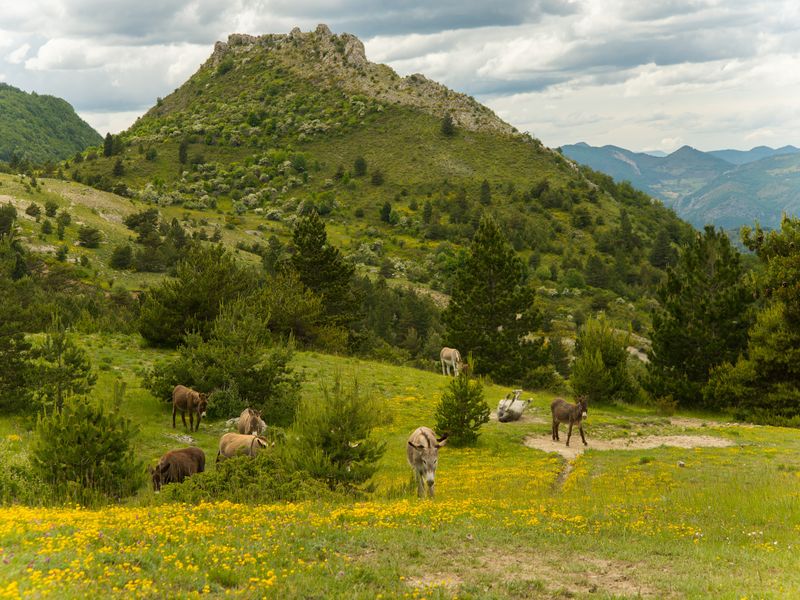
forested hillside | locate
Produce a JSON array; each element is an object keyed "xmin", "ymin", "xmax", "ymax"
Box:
[{"xmin": 0, "ymin": 83, "xmax": 101, "ymax": 164}]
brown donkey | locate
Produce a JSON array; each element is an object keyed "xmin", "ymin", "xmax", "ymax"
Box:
[
  {"xmin": 172, "ymin": 385, "xmax": 208, "ymax": 432},
  {"xmin": 551, "ymin": 396, "xmax": 588, "ymax": 447}
]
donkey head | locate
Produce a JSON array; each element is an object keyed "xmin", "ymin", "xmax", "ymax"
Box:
[
  {"xmin": 576, "ymin": 395, "xmax": 588, "ymax": 420},
  {"xmin": 197, "ymin": 393, "xmax": 209, "ymax": 417},
  {"xmin": 409, "ymin": 434, "xmax": 448, "ymax": 485}
]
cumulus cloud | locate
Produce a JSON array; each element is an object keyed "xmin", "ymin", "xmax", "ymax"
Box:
[{"xmin": 0, "ymin": 0, "xmax": 798, "ymax": 149}]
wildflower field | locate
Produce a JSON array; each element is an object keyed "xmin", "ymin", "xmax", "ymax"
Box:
[{"xmin": 1, "ymin": 335, "xmax": 799, "ymax": 598}]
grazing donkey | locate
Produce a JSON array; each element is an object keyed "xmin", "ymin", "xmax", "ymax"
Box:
[
  {"xmin": 407, "ymin": 427, "xmax": 448, "ymax": 498},
  {"xmin": 237, "ymin": 408, "xmax": 266, "ymax": 435},
  {"xmin": 551, "ymin": 396, "xmax": 588, "ymax": 447},
  {"xmin": 440, "ymin": 347, "xmax": 463, "ymax": 376},
  {"xmin": 172, "ymin": 385, "xmax": 208, "ymax": 432},
  {"xmin": 150, "ymin": 447, "xmax": 205, "ymax": 492},
  {"xmin": 217, "ymin": 432, "xmax": 270, "ymax": 463}
]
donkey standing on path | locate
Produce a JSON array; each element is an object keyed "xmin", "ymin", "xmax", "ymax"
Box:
[{"xmin": 551, "ymin": 396, "xmax": 588, "ymax": 447}]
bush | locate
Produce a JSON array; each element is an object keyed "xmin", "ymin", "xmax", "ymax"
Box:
[
  {"xmin": 158, "ymin": 450, "xmax": 334, "ymax": 504},
  {"xmin": 288, "ymin": 376, "xmax": 386, "ymax": 492},
  {"xmin": 78, "ymin": 225, "xmax": 102, "ymax": 248},
  {"xmin": 0, "ymin": 437, "xmax": 47, "ymax": 505},
  {"xmin": 434, "ymin": 362, "xmax": 489, "ymax": 446},
  {"xmin": 31, "ymin": 396, "xmax": 142, "ymax": 505},
  {"xmin": 570, "ymin": 315, "xmax": 635, "ymax": 404},
  {"xmin": 109, "ymin": 244, "xmax": 133, "ymax": 269},
  {"xmin": 523, "ymin": 365, "xmax": 566, "ymax": 393},
  {"xmin": 44, "ymin": 201, "xmax": 58, "ymax": 217}
]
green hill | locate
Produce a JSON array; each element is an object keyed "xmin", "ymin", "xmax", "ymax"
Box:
[
  {"xmin": 64, "ymin": 25, "xmax": 692, "ymax": 333},
  {"xmin": 0, "ymin": 83, "xmax": 102, "ymax": 164}
]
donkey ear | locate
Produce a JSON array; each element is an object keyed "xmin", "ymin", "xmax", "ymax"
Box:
[
  {"xmin": 159, "ymin": 461, "xmax": 170, "ymax": 474},
  {"xmin": 436, "ymin": 435, "xmax": 448, "ymax": 448}
]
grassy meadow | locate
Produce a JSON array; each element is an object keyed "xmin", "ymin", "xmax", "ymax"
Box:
[{"xmin": 1, "ymin": 334, "xmax": 799, "ymax": 599}]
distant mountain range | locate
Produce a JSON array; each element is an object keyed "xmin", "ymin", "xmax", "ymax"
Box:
[
  {"xmin": 561, "ymin": 142, "xmax": 800, "ymax": 230},
  {"xmin": 0, "ymin": 83, "xmax": 102, "ymax": 164}
]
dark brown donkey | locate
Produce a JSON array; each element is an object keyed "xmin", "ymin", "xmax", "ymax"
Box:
[
  {"xmin": 551, "ymin": 396, "xmax": 588, "ymax": 447},
  {"xmin": 150, "ymin": 447, "xmax": 205, "ymax": 492},
  {"xmin": 172, "ymin": 385, "xmax": 208, "ymax": 432}
]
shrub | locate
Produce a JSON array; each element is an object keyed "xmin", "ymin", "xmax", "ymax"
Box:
[
  {"xmin": 0, "ymin": 437, "xmax": 47, "ymax": 505},
  {"xmin": 44, "ymin": 200, "xmax": 58, "ymax": 217},
  {"xmin": 78, "ymin": 225, "xmax": 102, "ymax": 248},
  {"xmin": 41, "ymin": 219, "xmax": 52, "ymax": 235},
  {"xmin": 109, "ymin": 244, "xmax": 133, "ymax": 269},
  {"xmin": 25, "ymin": 203, "xmax": 41, "ymax": 218},
  {"xmin": 353, "ymin": 156, "xmax": 367, "ymax": 176},
  {"xmin": 570, "ymin": 315, "xmax": 637, "ymax": 404},
  {"xmin": 31, "ymin": 395, "xmax": 142, "ymax": 505},
  {"xmin": 288, "ymin": 376, "xmax": 386, "ymax": 492},
  {"xmin": 434, "ymin": 361, "xmax": 489, "ymax": 446},
  {"xmin": 158, "ymin": 450, "xmax": 334, "ymax": 504}
]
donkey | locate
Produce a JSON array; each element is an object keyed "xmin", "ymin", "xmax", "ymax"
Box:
[
  {"xmin": 150, "ymin": 447, "xmax": 205, "ymax": 492},
  {"xmin": 498, "ymin": 389, "xmax": 530, "ymax": 422},
  {"xmin": 407, "ymin": 427, "xmax": 448, "ymax": 498},
  {"xmin": 440, "ymin": 347, "xmax": 463, "ymax": 376},
  {"xmin": 237, "ymin": 408, "xmax": 266, "ymax": 435},
  {"xmin": 217, "ymin": 432, "xmax": 270, "ymax": 463},
  {"xmin": 172, "ymin": 385, "xmax": 208, "ymax": 432},
  {"xmin": 551, "ymin": 396, "xmax": 588, "ymax": 447}
]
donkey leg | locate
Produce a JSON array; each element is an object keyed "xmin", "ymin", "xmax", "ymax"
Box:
[
  {"xmin": 428, "ymin": 481, "xmax": 435, "ymax": 499},
  {"xmin": 172, "ymin": 405, "xmax": 176, "ymax": 428},
  {"xmin": 189, "ymin": 412, "xmax": 194, "ymax": 431},
  {"xmin": 194, "ymin": 411, "xmax": 201, "ymax": 432},
  {"xmin": 580, "ymin": 424, "xmax": 587, "ymax": 446},
  {"xmin": 181, "ymin": 411, "xmax": 188, "ymax": 429},
  {"xmin": 553, "ymin": 421, "xmax": 559, "ymax": 441},
  {"xmin": 416, "ymin": 473, "xmax": 425, "ymax": 498},
  {"xmin": 566, "ymin": 422, "xmax": 573, "ymax": 446}
]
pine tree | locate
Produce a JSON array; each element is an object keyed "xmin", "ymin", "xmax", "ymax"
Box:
[
  {"xmin": 380, "ymin": 201, "xmax": 392, "ymax": 223},
  {"xmin": 103, "ymin": 133, "xmax": 114, "ymax": 157},
  {"xmin": 34, "ymin": 313, "xmax": 97, "ymax": 413},
  {"xmin": 441, "ymin": 113, "xmax": 455, "ymax": 137},
  {"xmin": 479, "ymin": 179, "xmax": 491, "ymax": 206},
  {"xmin": 443, "ymin": 215, "xmax": 546, "ymax": 383},
  {"xmin": 571, "ymin": 314, "xmax": 633, "ymax": 404},
  {"xmin": 434, "ymin": 359, "xmax": 489, "ymax": 446},
  {"xmin": 649, "ymin": 228, "xmax": 677, "ymax": 269},
  {"xmin": 139, "ymin": 244, "xmax": 257, "ymax": 346},
  {"xmin": 353, "ymin": 156, "xmax": 367, "ymax": 176},
  {"xmin": 291, "ymin": 211, "xmax": 359, "ymax": 328},
  {"xmin": 112, "ymin": 158, "xmax": 124, "ymax": 176},
  {"xmin": 647, "ymin": 226, "xmax": 752, "ymax": 406},
  {"xmin": 179, "ymin": 139, "xmax": 189, "ymax": 164},
  {"xmin": 704, "ymin": 217, "xmax": 800, "ymax": 424}
]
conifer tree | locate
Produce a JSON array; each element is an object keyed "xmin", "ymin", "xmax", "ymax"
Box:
[
  {"xmin": 649, "ymin": 228, "xmax": 677, "ymax": 269},
  {"xmin": 291, "ymin": 211, "xmax": 359, "ymax": 328},
  {"xmin": 443, "ymin": 215, "xmax": 545, "ymax": 383},
  {"xmin": 479, "ymin": 179, "xmax": 492, "ymax": 206},
  {"xmin": 704, "ymin": 217, "xmax": 800, "ymax": 424},
  {"xmin": 647, "ymin": 226, "xmax": 752, "ymax": 406},
  {"xmin": 441, "ymin": 113, "xmax": 456, "ymax": 137},
  {"xmin": 103, "ymin": 132, "xmax": 114, "ymax": 157}
]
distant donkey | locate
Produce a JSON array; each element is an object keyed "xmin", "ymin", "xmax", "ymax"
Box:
[
  {"xmin": 440, "ymin": 347, "xmax": 463, "ymax": 376},
  {"xmin": 172, "ymin": 385, "xmax": 208, "ymax": 432},
  {"xmin": 551, "ymin": 396, "xmax": 588, "ymax": 447},
  {"xmin": 407, "ymin": 427, "xmax": 448, "ymax": 498}
]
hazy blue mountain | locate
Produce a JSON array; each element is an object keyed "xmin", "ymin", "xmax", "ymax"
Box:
[
  {"xmin": 676, "ymin": 153, "xmax": 800, "ymax": 229},
  {"xmin": 708, "ymin": 145, "xmax": 800, "ymax": 165},
  {"xmin": 562, "ymin": 142, "xmax": 800, "ymax": 230}
]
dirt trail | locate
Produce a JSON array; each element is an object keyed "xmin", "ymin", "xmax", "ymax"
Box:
[{"xmin": 524, "ymin": 434, "xmax": 734, "ymax": 460}]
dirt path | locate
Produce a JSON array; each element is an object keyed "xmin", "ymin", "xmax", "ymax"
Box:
[{"xmin": 524, "ymin": 433, "xmax": 734, "ymax": 460}]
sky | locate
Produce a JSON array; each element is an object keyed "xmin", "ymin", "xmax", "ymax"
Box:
[{"xmin": 1, "ymin": 0, "xmax": 798, "ymax": 153}]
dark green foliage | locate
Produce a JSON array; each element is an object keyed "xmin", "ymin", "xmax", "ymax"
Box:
[
  {"xmin": 78, "ymin": 225, "xmax": 102, "ymax": 248},
  {"xmin": 549, "ymin": 337, "xmax": 571, "ymax": 378},
  {"xmin": 704, "ymin": 217, "xmax": 800, "ymax": 425},
  {"xmin": 434, "ymin": 362, "xmax": 489, "ymax": 446},
  {"xmin": 0, "ymin": 83, "xmax": 101, "ymax": 163},
  {"xmin": 44, "ymin": 200, "xmax": 58, "ymax": 217},
  {"xmin": 647, "ymin": 226, "xmax": 752, "ymax": 406},
  {"xmin": 0, "ymin": 204, "xmax": 16, "ymax": 238},
  {"xmin": 571, "ymin": 314, "xmax": 634, "ymax": 404},
  {"xmin": 25, "ymin": 203, "xmax": 41, "ymax": 218},
  {"xmin": 103, "ymin": 133, "xmax": 114, "ymax": 157},
  {"xmin": 32, "ymin": 313, "xmax": 97, "ymax": 412},
  {"xmin": 41, "ymin": 219, "xmax": 53, "ymax": 235},
  {"xmin": 585, "ymin": 254, "xmax": 608, "ymax": 288},
  {"xmin": 441, "ymin": 113, "xmax": 455, "ymax": 136},
  {"xmin": 112, "ymin": 158, "xmax": 124, "ymax": 176},
  {"xmin": 157, "ymin": 451, "xmax": 334, "ymax": 504},
  {"xmin": 289, "ymin": 376, "xmax": 386, "ymax": 491},
  {"xmin": 0, "ymin": 295, "xmax": 32, "ymax": 413},
  {"xmin": 216, "ymin": 57, "xmax": 234, "ymax": 76},
  {"xmin": 479, "ymin": 179, "xmax": 491, "ymax": 206},
  {"xmin": 353, "ymin": 156, "xmax": 367, "ymax": 176},
  {"xmin": 291, "ymin": 211, "xmax": 359, "ymax": 329},
  {"xmin": 371, "ymin": 169, "xmax": 384, "ymax": 186},
  {"xmin": 380, "ymin": 201, "xmax": 392, "ymax": 223},
  {"xmin": 109, "ymin": 245, "xmax": 133, "ymax": 269},
  {"xmin": 56, "ymin": 210, "xmax": 71, "ymax": 226},
  {"xmin": 139, "ymin": 244, "xmax": 257, "ymax": 346},
  {"xmin": 443, "ymin": 215, "xmax": 546, "ymax": 383},
  {"xmin": 146, "ymin": 295, "xmax": 300, "ymax": 425},
  {"xmin": 31, "ymin": 395, "xmax": 142, "ymax": 505},
  {"xmin": 262, "ymin": 235, "xmax": 286, "ymax": 275},
  {"xmin": 55, "ymin": 244, "xmax": 68, "ymax": 261},
  {"xmin": 649, "ymin": 228, "xmax": 677, "ymax": 269},
  {"xmin": 179, "ymin": 139, "xmax": 189, "ymax": 164}
]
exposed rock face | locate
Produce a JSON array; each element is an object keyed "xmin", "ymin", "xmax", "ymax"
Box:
[{"xmin": 204, "ymin": 25, "xmax": 517, "ymax": 136}]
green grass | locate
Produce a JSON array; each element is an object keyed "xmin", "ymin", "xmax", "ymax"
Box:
[{"xmin": 1, "ymin": 334, "xmax": 799, "ymax": 598}]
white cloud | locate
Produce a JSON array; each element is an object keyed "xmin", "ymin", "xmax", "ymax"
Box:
[{"xmin": 0, "ymin": 0, "xmax": 798, "ymax": 147}]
